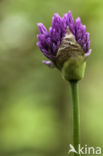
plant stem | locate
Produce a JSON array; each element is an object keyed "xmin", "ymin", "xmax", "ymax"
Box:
[{"xmin": 70, "ymin": 81, "xmax": 81, "ymax": 156}]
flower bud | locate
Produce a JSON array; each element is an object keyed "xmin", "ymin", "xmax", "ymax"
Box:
[
  {"xmin": 55, "ymin": 27, "xmax": 86, "ymax": 81},
  {"xmin": 37, "ymin": 11, "xmax": 91, "ymax": 80}
]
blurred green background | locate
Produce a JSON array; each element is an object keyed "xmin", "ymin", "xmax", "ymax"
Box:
[{"xmin": 0, "ymin": 0, "xmax": 103, "ymax": 156}]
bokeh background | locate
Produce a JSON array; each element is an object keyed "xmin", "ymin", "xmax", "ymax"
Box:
[{"xmin": 0, "ymin": 0, "xmax": 103, "ymax": 156}]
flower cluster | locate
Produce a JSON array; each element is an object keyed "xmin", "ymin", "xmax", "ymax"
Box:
[{"xmin": 37, "ymin": 11, "xmax": 91, "ymax": 67}]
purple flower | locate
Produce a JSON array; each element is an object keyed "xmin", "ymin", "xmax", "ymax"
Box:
[{"xmin": 37, "ymin": 11, "xmax": 91, "ymax": 68}]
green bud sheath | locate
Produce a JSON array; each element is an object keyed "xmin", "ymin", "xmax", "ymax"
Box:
[{"xmin": 62, "ymin": 56, "xmax": 86, "ymax": 81}]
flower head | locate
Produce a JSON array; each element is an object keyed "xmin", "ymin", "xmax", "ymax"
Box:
[
  {"xmin": 37, "ymin": 11, "xmax": 91, "ymax": 69},
  {"xmin": 37, "ymin": 11, "xmax": 91, "ymax": 81}
]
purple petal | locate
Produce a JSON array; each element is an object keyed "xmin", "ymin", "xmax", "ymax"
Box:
[
  {"xmin": 42, "ymin": 60, "xmax": 55, "ymax": 68},
  {"xmin": 75, "ymin": 17, "xmax": 90, "ymax": 53},
  {"xmin": 67, "ymin": 11, "xmax": 75, "ymax": 35},
  {"xmin": 37, "ymin": 23, "xmax": 48, "ymax": 35},
  {"xmin": 85, "ymin": 49, "xmax": 92, "ymax": 57}
]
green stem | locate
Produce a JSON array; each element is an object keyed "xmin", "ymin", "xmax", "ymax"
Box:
[{"xmin": 70, "ymin": 81, "xmax": 81, "ymax": 156}]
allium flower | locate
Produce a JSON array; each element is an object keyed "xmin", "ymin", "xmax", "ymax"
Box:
[
  {"xmin": 36, "ymin": 11, "xmax": 92, "ymax": 153},
  {"xmin": 37, "ymin": 11, "xmax": 91, "ymax": 70}
]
